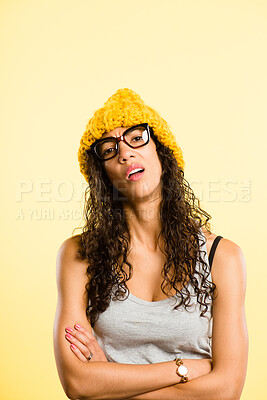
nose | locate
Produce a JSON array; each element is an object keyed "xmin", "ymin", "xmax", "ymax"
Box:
[{"xmin": 117, "ymin": 140, "xmax": 135, "ymax": 162}]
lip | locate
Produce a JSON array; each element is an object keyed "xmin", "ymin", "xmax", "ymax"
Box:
[{"xmin": 125, "ymin": 163, "xmax": 145, "ymax": 180}]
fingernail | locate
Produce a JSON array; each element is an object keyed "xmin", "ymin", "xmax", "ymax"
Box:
[
  {"xmin": 66, "ymin": 333, "xmax": 73, "ymax": 339},
  {"xmin": 75, "ymin": 324, "xmax": 82, "ymax": 330},
  {"xmin": 65, "ymin": 327, "xmax": 73, "ymax": 333},
  {"xmin": 70, "ymin": 344, "xmax": 76, "ymax": 350}
]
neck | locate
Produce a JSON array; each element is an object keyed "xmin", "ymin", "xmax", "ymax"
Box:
[{"xmin": 122, "ymin": 195, "xmax": 163, "ymax": 252}]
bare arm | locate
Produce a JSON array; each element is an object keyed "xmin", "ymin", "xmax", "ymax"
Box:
[
  {"xmin": 53, "ymin": 237, "xmax": 211, "ymax": 400},
  {"xmin": 127, "ymin": 238, "xmax": 249, "ymax": 400}
]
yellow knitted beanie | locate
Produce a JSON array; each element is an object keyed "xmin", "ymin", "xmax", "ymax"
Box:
[{"xmin": 78, "ymin": 88, "xmax": 185, "ymax": 183}]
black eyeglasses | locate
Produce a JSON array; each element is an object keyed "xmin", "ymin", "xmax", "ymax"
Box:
[{"xmin": 87, "ymin": 123, "xmax": 151, "ymax": 161}]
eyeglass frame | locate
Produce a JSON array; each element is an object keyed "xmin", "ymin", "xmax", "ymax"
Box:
[{"xmin": 87, "ymin": 123, "xmax": 152, "ymax": 161}]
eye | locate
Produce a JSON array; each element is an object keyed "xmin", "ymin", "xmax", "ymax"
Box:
[
  {"xmin": 103, "ymin": 147, "xmax": 115, "ymax": 155},
  {"xmin": 132, "ymin": 136, "xmax": 142, "ymax": 141}
]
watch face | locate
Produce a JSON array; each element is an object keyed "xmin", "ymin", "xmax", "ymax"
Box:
[{"xmin": 178, "ymin": 365, "xmax": 188, "ymax": 376}]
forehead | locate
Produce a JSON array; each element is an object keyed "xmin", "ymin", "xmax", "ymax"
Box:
[{"xmin": 101, "ymin": 126, "xmax": 129, "ymax": 139}]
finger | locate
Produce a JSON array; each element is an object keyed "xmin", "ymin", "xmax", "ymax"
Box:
[
  {"xmin": 65, "ymin": 326, "xmax": 96, "ymax": 353},
  {"xmin": 69, "ymin": 326, "xmax": 108, "ymax": 361},
  {"xmin": 73, "ymin": 324, "xmax": 100, "ymax": 353},
  {"xmin": 65, "ymin": 325, "xmax": 105, "ymax": 361},
  {"xmin": 69, "ymin": 343, "xmax": 88, "ymax": 362},
  {"xmin": 65, "ymin": 333, "xmax": 93, "ymax": 361},
  {"xmin": 74, "ymin": 324, "xmax": 104, "ymax": 356}
]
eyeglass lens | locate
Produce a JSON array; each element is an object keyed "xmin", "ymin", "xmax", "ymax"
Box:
[{"xmin": 95, "ymin": 126, "xmax": 149, "ymax": 160}]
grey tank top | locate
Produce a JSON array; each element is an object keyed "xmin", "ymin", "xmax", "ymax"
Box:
[{"xmin": 92, "ymin": 228, "xmax": 213, "ymax": 364}]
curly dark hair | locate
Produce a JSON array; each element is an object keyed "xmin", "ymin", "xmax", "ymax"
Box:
[{"xmin": 74, "ymin": 128, "xmax": 216, "ymax": 328}]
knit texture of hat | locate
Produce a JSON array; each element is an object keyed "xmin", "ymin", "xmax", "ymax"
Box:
[{"xmin": 78, "ymin": 88, "xmax": 185, "ymax": 183}]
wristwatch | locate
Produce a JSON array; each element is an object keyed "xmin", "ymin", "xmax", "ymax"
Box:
[{"xmin": 174, "ymin": 358, "xmax": 189, "ymax": 383}]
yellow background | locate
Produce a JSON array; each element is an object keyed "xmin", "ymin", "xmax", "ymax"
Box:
[{"xmin": 0, "ymin": 0, "xmax": 266, "ymax": 399}]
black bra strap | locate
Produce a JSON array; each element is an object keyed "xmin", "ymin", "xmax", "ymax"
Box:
[{"xmin": 208, "ymin": 236, "xmax": 223, "ymax": 269}]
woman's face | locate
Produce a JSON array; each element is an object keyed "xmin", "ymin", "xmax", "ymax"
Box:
[{"xmin": 101, "ymin": 126, "xmax": 162, "ymax": 204}]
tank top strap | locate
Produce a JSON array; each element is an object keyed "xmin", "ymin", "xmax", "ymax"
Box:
[{"xmin": 208, "ymin": 235, "xmax": 223, "ymax": 269}]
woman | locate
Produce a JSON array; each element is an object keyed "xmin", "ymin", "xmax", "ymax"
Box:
[{"xmin": 53, "ymin": 88, "xmax": 248, "ymax": 400}]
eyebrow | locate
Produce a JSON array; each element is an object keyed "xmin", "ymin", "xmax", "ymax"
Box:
[
  {"xmin": 101, "ymin": 133, "xmax": 117, "ymax": 140},
  {"xmin": 101, "ymin": 125, "xmax": 140, "ymax": 139},
  {"xmin": 102, "ymin": 130, "xmax": 125, "ymax": 139}
]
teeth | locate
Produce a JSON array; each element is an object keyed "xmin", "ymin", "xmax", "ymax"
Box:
[{"xmin": 128, "ymin": 168, "xmax": 144, "ymax": 177}]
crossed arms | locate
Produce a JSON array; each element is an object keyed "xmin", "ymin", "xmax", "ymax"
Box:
[{"xmin": 53, "ymin": 236, "xmax": 248, "ymax": 400}]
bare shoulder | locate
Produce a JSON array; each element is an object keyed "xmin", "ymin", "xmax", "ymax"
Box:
[
  {"xmin": 211, "ymin": 236, "xmax": 246, "ymax": 272},
  {"xmin": 57, "ymin": 234, "xmax": 82, "ymax": 255},
  {"xmin": 210, "ymin": 236, "xmax": 247, "ymax": 300},
  {"xmin": 55, "ymin": 234, "xmax": 90, "ymax": 319},
  {"xmin": 201, "ymin": 227, "xmax": 245, "ymax": 264},
  {"xmin": 56, "ymin": 234, "xmax": 88, "ymax": 284},
  {"xmin": 57, "ymin": 234, "xmax": 84, "ymax": 265},
  {"xmin": 201, "ymin": 227, "xmax": 246, "ymax": 293}
]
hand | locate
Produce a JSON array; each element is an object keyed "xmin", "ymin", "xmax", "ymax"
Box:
[{"xmin": 65, "ymin": 324, "xmax": 108, "ymax": 362}]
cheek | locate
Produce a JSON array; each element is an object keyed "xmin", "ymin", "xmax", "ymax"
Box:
[
  {"xmin": 103, "ymin": 166, "xmax": 121, "ymax": 188},
  {"xmin": 149, "ymin": 152, "xmax": 162, "ymax": 179},
  {"xmin": 102, "ymin": 163, "xmax": 115, "ymax": 179},
  {"xmin": 154, "ymin": 162, "xmax": 162, "ymax": 184}
]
